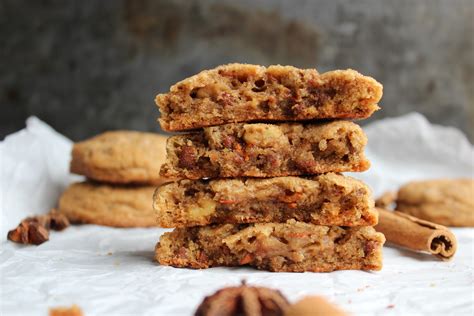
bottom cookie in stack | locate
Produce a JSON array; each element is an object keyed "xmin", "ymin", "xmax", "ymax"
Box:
[{"xmin": 156, "ymin": 220, "xmax": 385, "ymax": 272}]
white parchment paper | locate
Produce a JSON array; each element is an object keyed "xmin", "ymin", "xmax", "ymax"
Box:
[{"xmin": 1, "ymin": 113, "xmax": 473, "ymax": 316}]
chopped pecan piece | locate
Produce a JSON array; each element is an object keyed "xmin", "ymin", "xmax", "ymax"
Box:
[
  {"xmin": 294, "ymin": 158, "xmax": 316, "ymax": 172},
  {"xmin": 364, "ymin": 240, "xmax": 379, "ymax": 257},
  {"xmin": 217, "ymin": 92, "xmax": 235, "ymax": 107},
  {"xmin": 198, "ymin": 252, "xmax": 209, "ymax": 263},
  {"xmin": 264, "ymin": 153, "xmax": 281, "ymax": 169},
  {"xmin": 222, "ymin": 135, "xmax": 236, "ymax": 149},
  {"xmin": 178, "ymin": 145, "xmax": 198, "ymax": 169}
]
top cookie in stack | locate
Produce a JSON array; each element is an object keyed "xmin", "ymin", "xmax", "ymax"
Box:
[
  {"xmin": 156, "ymin": 64, "xmax": 382, "ymax": 131},
  {"xmin": 154, "ymin": 64, "xmax": 385, "ymax": 272}
]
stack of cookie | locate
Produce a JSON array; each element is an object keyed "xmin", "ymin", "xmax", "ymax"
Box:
[
  {"xmin": 154, "ymin": 64, "xmax": 385, "ymax": 272},
  {"xmin": 58, "ymin": 131, "xmax": 168, "ymax": 227}
]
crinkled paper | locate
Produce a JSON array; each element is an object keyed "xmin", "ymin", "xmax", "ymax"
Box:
[{"xmin": 1, "ymin": 114, "xmax": 473, "ymax": 315}]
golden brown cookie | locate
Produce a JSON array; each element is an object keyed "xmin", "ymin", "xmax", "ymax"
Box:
[
  {"xmin": 396, "ymin": 179, "xmax": 474, "ymax": 227},
  {"xmin": 160, "ymin": 121, "xmax": 370, "ymax": 180},
  {"xmin": 156, "ymin": 63, "xmax": 383, "ymax": 131},
  {"xmin": 58, "ymin": 182, "xmax": 157, "ymax": 227},
  {"xmin": 156, "ymin": 220, "xmax": 385, "ymax": 272},
  {"xmin": 70, "ymin": 131, "xmax": 168, "ymax": 185},
  {"xmin": 154, "ymin": 173, "xmax": 377, "ymax": 228}
]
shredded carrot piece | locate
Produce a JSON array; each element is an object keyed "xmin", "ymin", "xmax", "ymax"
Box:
[
  {"xmin": 239, "ymin": 254, "xmax": 253, "ymax": 265},
  {"xmin": 219, "ymin": 199, "xmax": 239, "ymax": 204}
]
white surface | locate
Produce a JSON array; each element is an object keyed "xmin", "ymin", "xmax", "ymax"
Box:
[{"xmin": 1, "ymin": 114, "xmax": 473, "ymax": 316}]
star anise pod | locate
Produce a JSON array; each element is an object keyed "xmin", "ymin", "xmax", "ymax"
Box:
[
  {"xmin": 195, "ymin": 281, "xmax": 290, "ymax": 316},
  {"xmin": 7, "ymin": 209, "xmax": 70, "ymax": 245},
  {"xmin": 7, "ymin": 220, "xmax": 49, "ymax": 245}
]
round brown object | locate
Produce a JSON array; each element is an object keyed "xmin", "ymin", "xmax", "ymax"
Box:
[
  {"xmin": 195, "ymin": 282, "xmax": 289, "ymax": 316},
  {"xmin": 70, "ymin": 131, "xmax": 168, "ymax": 185},
  {"xmin": 396, "ymin": 179, "xmax": 474, "ymax": 227},
  {"xmin": 58, "ymin": 182, "xmax": 157, "ymax": 227},
  {"xmin": 285, "ymin": 296, "xmax": 348, "ymax": 316}
]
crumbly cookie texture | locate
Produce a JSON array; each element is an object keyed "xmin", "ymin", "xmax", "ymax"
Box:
[
  {"xmin": 156, "ymin": 220, "xmax": 385, "ymax": 272},
  {"xmin": 396, "ymin": 179, "xmax": 474, "ymax": 227},
  {"xmin": 154, "ymin": 173, "xmax": 376, "ymax": 227},
  {"xmin": 71, "ymin": 130, "xmax": 168, "ymax": 185},
  {"xmin": 156, "ymin": 64, "xmax": 382, "ymax": 131},
  {"xmin": 160, "ymin": 121, "xmax": 369, "ymax": 179},
  {"xmin": 58, "ymin": 182, "xmax": 157, "ymax": 227}
]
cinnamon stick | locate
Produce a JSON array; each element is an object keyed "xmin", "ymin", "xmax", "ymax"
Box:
[{"xmin": 375, "ymin": 207, "xmax": 457, "ymax": 260}]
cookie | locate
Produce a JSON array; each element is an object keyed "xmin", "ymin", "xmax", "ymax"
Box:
[
  {"xmin": 49, "ymin": 305, "xmax": 83, "ymax": 316},
  {"xmin": 160, "ymin": 121, "xmax": 370, "ymax": 180},
  {"xmin": 156, "ymin": 220, "xmax": 385, "ymax": 272},
  {"xmin": 71, "ymin": 131, "xmax": 168, "ymax": 185},
  {"xmin": 156, "ymin": 63, "xmax": 382, "ymax": 131},
  {"xmin": 396, "ymin": 179, "xmax": 474, "ymax": 227},
  {"xmin": 58, "ymin": 182, "xmax": 157, "ymax": 227},
  {"xmin": 154, "ymin": 173, "xmax": 377, "ymax": 228}
]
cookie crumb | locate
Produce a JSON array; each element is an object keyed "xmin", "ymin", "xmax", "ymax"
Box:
[{"xmin": 49, "ymin": 304, "xmax": 83, "ymax": 316}]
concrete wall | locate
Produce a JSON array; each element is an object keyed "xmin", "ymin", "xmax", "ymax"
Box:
[{"xmin": 1, "ymin": 0, "xmax": 473, "ymax": 141}]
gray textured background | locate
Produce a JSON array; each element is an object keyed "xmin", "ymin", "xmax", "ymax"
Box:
[{"xmin": 1, "ymin": 0, "xmax": 473, "ymax": 141}]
